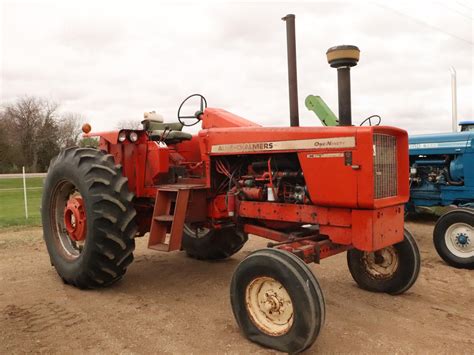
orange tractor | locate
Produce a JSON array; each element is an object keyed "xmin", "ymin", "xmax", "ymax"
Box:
[{"xmin": 42, "ymin": 16, "xmax": 420, "ymax": 353}]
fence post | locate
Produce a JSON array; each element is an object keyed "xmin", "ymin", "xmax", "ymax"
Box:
[{"xmin": 22, "ymin": 166, "xmax": 29, "ymax": 219}]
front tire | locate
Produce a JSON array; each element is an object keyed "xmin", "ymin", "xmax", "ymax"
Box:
[
  {"xmin": 433, "ymin": 208, "xmax": 474, "ymax": 269},
  {"xmin": 347, "ymin": 228, "xmax": 420, "ymax": 295},
  {"xmin": 230, "ymin": 248, "xmax": 325, "ymax": 353},
  {"xmin": 42, "ymin": 147, "xmax": 137, "ymax": 289}
]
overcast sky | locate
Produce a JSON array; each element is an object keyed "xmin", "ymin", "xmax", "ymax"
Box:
[{"xmin": 1, "ymin": 0, "xmax": 472, "ymax": 134}]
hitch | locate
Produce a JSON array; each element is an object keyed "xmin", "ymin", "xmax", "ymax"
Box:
[{"xmin": 245, "ymin": 223, "xmax": 351, "ymax": 264}]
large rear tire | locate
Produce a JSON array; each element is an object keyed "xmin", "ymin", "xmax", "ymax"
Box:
[
  {"xmin": 230, "ymin": 248, "xmax": 325, "ymax": 353},
  {"xmin": 41, "ymin": 147, "xmax": 137, "ymax": 289},
  {"xmin": 181, "ymin": 224, "xmax": 247, "ymax": 260},
  {"xmin": 347, "ymin": 228, "xmax": 420, "ymax": 295},
  {"xmin": 433, "ymin": 208, "xmax": 474, "ymax": 269}
]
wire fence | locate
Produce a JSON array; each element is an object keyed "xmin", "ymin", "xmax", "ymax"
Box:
[{"xmin": 0, "ymin": 171, "xmax": 46, "ymax": 228}]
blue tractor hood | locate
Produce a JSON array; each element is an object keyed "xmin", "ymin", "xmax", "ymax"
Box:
[{"xmin": 409, "ymin": 132, "xmax": 472, "ymax": 155}]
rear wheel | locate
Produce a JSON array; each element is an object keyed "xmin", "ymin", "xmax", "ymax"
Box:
[
  {"xmin": 230, "ymin": 248, "xmax": 325, "ymax": 353},
  {"xmin": 347, "ymin": 228, "xmax": 420, "ymax": 295},
  {"xmin": 181, "ymin": 224, "xmax": 247, "ymax": 260},
  {"xmin": 433, "ymin": 208, "xmax": 474, "ymax": 269},
  {"xmin": 42, "ymin": 147, "xmax": 137, "ymax": 289}
]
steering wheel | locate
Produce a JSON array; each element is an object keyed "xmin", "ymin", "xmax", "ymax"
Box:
[
  {"xmin": 177, "ymin": 94, "xmax": 208, "ymax": 127},
  {"xmin": 359, "ymin": 115, "xmax": 381, "ymax": 127}
]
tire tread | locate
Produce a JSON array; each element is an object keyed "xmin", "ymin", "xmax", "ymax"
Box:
[{"xmin": 42, "ymin": 147, "xmax": 136, "ymax": 289}]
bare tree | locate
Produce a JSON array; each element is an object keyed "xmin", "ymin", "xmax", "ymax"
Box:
[
  {"xmin": 116, "ymin": 119, "xmax": 143, "ymax": 130},
  {"xmin": 57, "ymin": 112, "xmax": 83, "ymax": 148},
  {"xmin": 0, "ymin": 96, "xmax": 88, "ymax": 172},
  {"xmin": 0, "ymin": 109, "xmax": 22, "ymax": 172},
  {"xmin": 3, "ymin": 96, "xmax": 59, "ymax": 172}
]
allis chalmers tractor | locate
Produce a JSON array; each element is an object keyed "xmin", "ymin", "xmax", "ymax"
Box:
[{"xmin": 41, "ymin": 16, "xmax": 420, "ymax": 353}]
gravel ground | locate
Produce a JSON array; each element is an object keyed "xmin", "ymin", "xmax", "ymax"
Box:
[{"xmin": 0, "ymin": 220, "xmax": 472, "ymax": 354}]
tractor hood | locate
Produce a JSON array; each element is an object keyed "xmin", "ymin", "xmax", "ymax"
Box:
[{"xmin": 409, "ymin": 132, "xmax": 473, "ymax": 155}]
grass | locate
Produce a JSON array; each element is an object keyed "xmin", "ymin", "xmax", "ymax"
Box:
[{"xmin": 0, "ymin": 177, "xmax": 44, "ymax": 228}]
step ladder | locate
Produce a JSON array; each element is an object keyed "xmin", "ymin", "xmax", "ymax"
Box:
[{"xmin": 148, "ymin": 184, "xmax": 207, "ymax": 252}]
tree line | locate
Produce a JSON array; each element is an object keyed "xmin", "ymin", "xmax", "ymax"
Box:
[{"xmin": 0, "ymin": 96, "xmax": 92, "ymax": 173}]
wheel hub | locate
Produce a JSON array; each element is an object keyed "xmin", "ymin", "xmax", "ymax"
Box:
[
  {"xmin": 245, "ymin": 276, "xmax": 294, "ymax": 336},
  {"xmin": 363, "ymin": 246, "xmax": 399, "ymax": 279},
  {"xmin": 456, "ymin": 233, "xmax": 469, "ymax": 247},
  {"xmin": 264, "ymin": 293, "xmax": 281, "ymax": 312},
  {"xmin": 445, "ymin": 222, "xmax": 474, "ymax": 257},
  {"xmin": 64, "ymin": 196, "xmax": 87, "ymax": 242}
]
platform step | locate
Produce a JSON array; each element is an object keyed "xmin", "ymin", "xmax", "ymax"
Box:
[
  {"xmin": 148, "ymin": 244, "xmax": 171, "ymax": 252},
  {"xmin": 148, "ymin": 188, "xmax": 192, "ymax": 252},
  {"xmin": 148, "ymin": 234, "xmax": 171, "ymax": 251},
  {"xmin": 156, "ymin": 183, "xmax": 206, "ymax": 191},
  {"xmin": 154, "ymin": 215, "xmax": 174, "ymax": 222}
]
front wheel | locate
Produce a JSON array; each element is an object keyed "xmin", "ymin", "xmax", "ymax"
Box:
[
  {"xmin": 433, "ymin": 208, "xmax": 474, "ymax": 269},
  {"xmin": 347, "ymin": 228, "xmax": 420, "ymax": 295},
  {"xmin": 230, "ymin": 248, "xmax": 325, "ymax": 353}
]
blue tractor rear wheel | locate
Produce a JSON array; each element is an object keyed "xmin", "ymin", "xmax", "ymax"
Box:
[{"xmin": 433, "ymin": 208, "xmax": 474, "ymax": 269}]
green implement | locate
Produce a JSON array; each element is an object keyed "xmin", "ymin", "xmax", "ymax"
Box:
[{"xmin": 305, "ymin": 95, "xmax": 338, "ymax": 127}]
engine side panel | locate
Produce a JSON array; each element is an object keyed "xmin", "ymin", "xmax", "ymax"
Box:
[{"xmin": 298, "ymin": 149, "xmax": 358, "ymax": 208}]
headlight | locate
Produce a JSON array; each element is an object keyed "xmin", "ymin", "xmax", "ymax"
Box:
[
  {"xmin": 118, "ymin": 131, "xmax": 127, "ymax": 142},
  {"xmin": 129, "ymin": 132, "xmax": 138, "ymax": 142}
]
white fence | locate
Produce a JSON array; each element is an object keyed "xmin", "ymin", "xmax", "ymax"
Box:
[{"xmin": 0, "ymin": 169, "xmax": 45, "ymax": 225}]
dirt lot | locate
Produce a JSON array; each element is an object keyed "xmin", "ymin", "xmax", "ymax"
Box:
[{"xmin": 0, "ymin": 220, "xmax": 472, "ymax": 354}]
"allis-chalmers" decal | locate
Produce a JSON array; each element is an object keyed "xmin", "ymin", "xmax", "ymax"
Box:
[{"xmin": 210, "ymin": 136, "xmax": 355, "ymax": 153}]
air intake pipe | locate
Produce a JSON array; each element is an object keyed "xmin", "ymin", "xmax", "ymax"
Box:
[
  {"xmin": 282, "ymin": 14, "xmax": 299, "ymax": 127},
  {"xmin": 326, "ymin": 45, "xmax": 360, "ymax": 126}
]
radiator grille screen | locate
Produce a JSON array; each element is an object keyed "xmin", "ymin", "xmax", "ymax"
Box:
[{"xmin": 373, "ymin": 134, "xmax": 398, "ymax": 199}]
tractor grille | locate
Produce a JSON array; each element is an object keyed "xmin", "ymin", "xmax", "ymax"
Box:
[{"xmin": 373, "ymin": 134, "xmax": 398, "ymax": 199}]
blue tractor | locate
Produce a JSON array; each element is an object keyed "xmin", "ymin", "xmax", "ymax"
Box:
[{"xmin": 408, "ymin": 121, "xmax": 474, "ymax": 269}]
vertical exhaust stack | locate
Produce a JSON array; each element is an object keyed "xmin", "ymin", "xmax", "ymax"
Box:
[
  {"xmin": 282, "ymin": 14, "xmax": 299, "ymax": 127},
  {"xmin": 450, "ymin": 66, "xmax": 458, "ymax": 132},
  {"xmin": 326, "ymin": 45, "xmax": 360, "ymax": 126}
]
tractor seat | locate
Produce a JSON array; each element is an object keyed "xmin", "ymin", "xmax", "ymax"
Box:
[
  {"xmin": 141, "ymin": 119, "xmax": 192, "ymax": 144},
  {"xmin": 149, "ymin": 130, "xmax": 193, "ymax": 144}
]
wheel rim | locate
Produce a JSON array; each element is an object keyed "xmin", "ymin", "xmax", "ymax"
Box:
[
  {"xmin": 362, "ymin": 246, "xmax": 399, "ymax": 279},
  {"xmin": 64, "ymin": 195, "xmax": 87, "ymax": 242},
  {"xmin": 245, "ymin": 276, "xmax": 294, "ymax": 336},
  {"xmin": 445, "ymin": 222, "xmax": 474, "ymax": 258},
  {"xmin": 51, "ymin": 180, "xmax": 87, "ymax": 260},
  {"xmin": 184, "ymin": 224, "xmax": 210, "ymax": 239}
]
